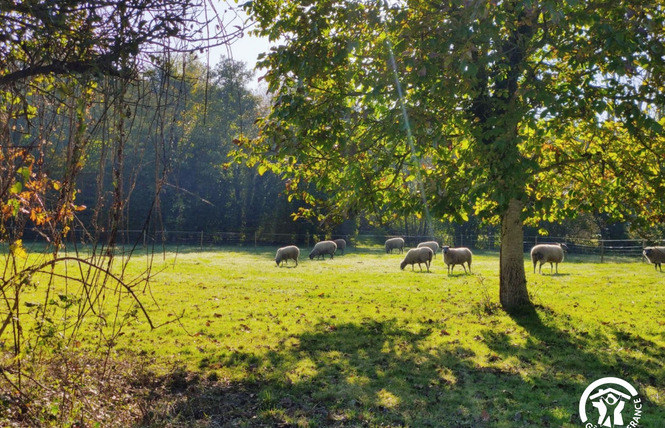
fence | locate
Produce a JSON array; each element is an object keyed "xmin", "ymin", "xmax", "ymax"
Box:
[{"xmin": 12, "ymin": 227, "xmax": 663, "ymax": 263}]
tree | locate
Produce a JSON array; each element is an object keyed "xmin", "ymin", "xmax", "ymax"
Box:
[
  {"xmin": 0, "ymin": 1, "xmax": 248, "ymax": 422},
  {"xmin": 238, "ymin": 0, "xmax": 665, "ymax": 311},
  {"xmin": 0, "ymin": 0, "xmax": 241, "ymax": 84}
]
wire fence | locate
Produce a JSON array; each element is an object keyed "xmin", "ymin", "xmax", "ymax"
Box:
[{"xmin": 13, "ymin": 227, "xmax": 664, "ymax": 263}]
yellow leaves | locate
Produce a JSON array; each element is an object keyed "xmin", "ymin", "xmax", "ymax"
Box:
[
  {"xmin": 10, "ymin": 240, "xmax": 28, "ymax": 259},
  {"xmin": 29, "ymin": 207, "xmax": 52, "ymax": 226},
  {"xmin": 9, "ymin": 182, "xmax": 22, "ymax": 194}
]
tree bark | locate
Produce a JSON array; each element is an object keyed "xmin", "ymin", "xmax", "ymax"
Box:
[{"xmin": 499, "ymin": 198, "xmax": 531, "ymax": 311}]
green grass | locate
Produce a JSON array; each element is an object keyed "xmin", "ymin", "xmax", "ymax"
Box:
[{"xmin": 6, "ymin": 246, "xmax": 665, "ymax": 426}]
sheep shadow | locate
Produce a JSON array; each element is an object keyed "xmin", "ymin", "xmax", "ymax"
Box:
[
  {"xmin": 532, "ymin": 272, "xmax": 571, "ymax": 277},
  {"xmin": 446, "ymin": 271, "xmax": 472, "ymax": 277},
  {"xmin": 403, "ymin": 269, "xmax": 432, "ymax": 273}
]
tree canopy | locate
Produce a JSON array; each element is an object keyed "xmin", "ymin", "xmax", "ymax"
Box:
[{"xmin": 239, "ymin": 0, "xmax": 665, "ymax": 310}]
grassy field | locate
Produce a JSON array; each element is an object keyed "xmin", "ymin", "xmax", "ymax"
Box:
[{"xmin": 5, "ymin": 245, "xmax": 665, "ymax": 427}]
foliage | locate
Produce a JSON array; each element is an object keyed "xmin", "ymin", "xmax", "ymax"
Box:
[
  {"xmin": 0, "ymin": 0, "xmax": 256, "ymax": 422},
  {"xmin": 236, "ymin": 0, "xmax": 665, "ymax": 309}
]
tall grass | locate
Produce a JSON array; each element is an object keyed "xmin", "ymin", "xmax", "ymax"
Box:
[{"xmin": 3, "ymin": 245, "xmax": 664, "ymax": 426}]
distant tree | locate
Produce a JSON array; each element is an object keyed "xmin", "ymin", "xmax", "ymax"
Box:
[{"xmin": 239, "ymin": 0, "xmax": 665, "ymax": 311}]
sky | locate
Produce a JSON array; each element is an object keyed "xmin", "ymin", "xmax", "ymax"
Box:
[{"xmin": 207, "ymin": 1, "xmax": 273, "ymax": 89}]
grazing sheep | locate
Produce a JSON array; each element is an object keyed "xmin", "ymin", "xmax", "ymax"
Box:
[
  {"xmin": 442, "ymin": 246, "xmax": 473, "ymax": 274},
  {"xmin": 417, "ymin": 241, "xmax": 440, "ymax": 259},
  {"xmin": 309, "ymin": 240, "xmax": 337, "ymax": 260},
  {"xmin": 643, "ymin": 246, "xmax": 665, "ymax": 272},
  {"xmin": 530, "ymin": 243, "xmax": 568, "ymax": 274},
  {"xmin": 400, "ymin": 247, "xmax": 434, "ymax": 272},
  {"xmin": 333, "ymin": 239, "xmax": 347, "ymax": 255},
  {"xmin": 275, "ymin": 245, "xmax": 300, "ymax": 267},
  {"xmin": 385, "ymin": 237, "xmax": 405, "ymax": 254}
]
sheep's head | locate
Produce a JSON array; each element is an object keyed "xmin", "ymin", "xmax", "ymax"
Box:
[
  {"xmin": 400, "ymin": 260, "xmax": 407, "ymax": 270},
  {"xmin": 442, "ymin": 246, "xmax": 450, "ymax": 254},
  {"xmin": 560, "ymin": 243, "xmax": 569, "ymax": 252}
]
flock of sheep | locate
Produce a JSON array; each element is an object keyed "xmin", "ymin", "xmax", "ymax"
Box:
[{"xmin": 275, "ymin": 239, "xmax": 665, "ymax": 273}]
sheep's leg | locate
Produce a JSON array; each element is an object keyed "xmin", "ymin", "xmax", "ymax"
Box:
[
  {"xmin": 462, "ymin": 264, "xmax": 467, "ymax": 274},
  {"xmin": 468, "ymin": 261, "xmax": 471, "ymax": 273}
]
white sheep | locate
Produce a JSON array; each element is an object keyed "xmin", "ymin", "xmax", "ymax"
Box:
[
  {"xmin": 442, "ymin": 246, "xmax": 472, "ymax": 274},
  {"xmin": 385, "ymin": 237, "xmax": 405, "ymax": 254},
  {"xmin": 530, "ymin": 243, "xmax": 568, "ymax": 274},
  {"xmin": 643, "ymin": 246, "xmax": 665, "ymax": 272},
  {"xmin": 417, "ymin": 241, "xmax": 440, "ymax": 259},
  {"xmin": 275, "ymin": 245, "xmax": 300, "ymax": 267},
  {"xmin": 333, "ymin": 238, "xmax": 347, "ymax": 255},
  {"xmin": 309, "ymin": 240, "xmax": 337, "ymax": 260},
  {"xmin": 400, "ymin": 247, "xmax": 434, "ymax": 272}
]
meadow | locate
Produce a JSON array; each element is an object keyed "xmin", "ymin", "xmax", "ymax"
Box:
[{"xmin": 4, "ymin": 245, "xmax": 665, "ymax": 427}]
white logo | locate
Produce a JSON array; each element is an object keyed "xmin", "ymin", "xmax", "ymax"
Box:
[{"xmin": 579, "ymin": 377, "xmax": 643, "ymax": 427}]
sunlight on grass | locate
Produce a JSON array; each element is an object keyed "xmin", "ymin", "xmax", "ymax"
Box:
[{"xmin": 7, "ymin": 245, "xmax": 665, "ymax": 426}]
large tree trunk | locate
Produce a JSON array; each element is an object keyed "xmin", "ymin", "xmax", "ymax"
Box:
[{"xmin": 499, "ymin": 198, "xmax": 531, "ymax": 311}]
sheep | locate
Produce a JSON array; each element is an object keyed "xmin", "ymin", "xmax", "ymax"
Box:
[
  {"xmin": 417, "ymin": 241, "xmax": 440, "ymax": 259},
  {"xmin": 333, "ymin": 238, "xmax": 347, "ymax": 255},
  {"xmin": 400, "ymin": 247, "xmax": 434, "ymax": 272},
  {"xmin": 643, "ymin": 246, "xmax": 665, "ymax": 272},
  {"xmin": 309, "ymin": 240, "xmax": 337, "ymax": 260},
  {"xmin": 275, "ymin": 245, "xmax": 300, "ymax": 267},
  {"xmin": 442, "ymin": 246, "xmax": 473, "ymax": 274},
  {"xmin": 385, "ymin": 237, "xmax": 405, "ymax": 254},
  {"xmin": 530, "ymin": 243, "xmax": 568, "ymax": 274}
]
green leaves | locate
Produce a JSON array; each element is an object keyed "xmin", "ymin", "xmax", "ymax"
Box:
[{"xmin": 243, "ymin": 0, "xmax": 665, "ymax": 233}]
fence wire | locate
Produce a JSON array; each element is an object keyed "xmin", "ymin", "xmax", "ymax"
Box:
[{"xmin": 11, "ymin": 228, "xmax": 664, "ymax": 263}]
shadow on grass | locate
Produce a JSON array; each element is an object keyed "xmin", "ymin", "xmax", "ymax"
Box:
[
  {"xmin": 486, "ymin": 305, "xmax": 664, "ymax": 426},
  {"xmin": 137, "ymin": 305, "xmax": 664, "ymax": 427}
]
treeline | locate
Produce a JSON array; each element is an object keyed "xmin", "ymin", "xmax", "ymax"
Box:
[{"xmin": 43, "ymin": 56, "xmax": 319, "ymax": 241}]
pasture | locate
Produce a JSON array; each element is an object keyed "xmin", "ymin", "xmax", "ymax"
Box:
[{"xmin": 4, "ymin": 245, "xmax": 665, "ymax": 427}]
